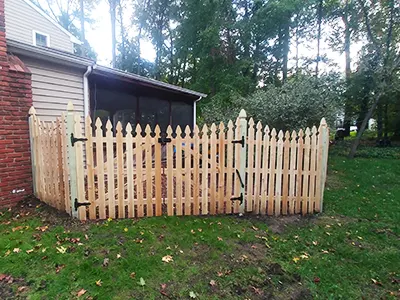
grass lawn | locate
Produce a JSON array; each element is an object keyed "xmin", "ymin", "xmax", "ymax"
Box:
[{"xmin": 1, "ymin": 144, "xmax": 399, "ymax": 299}]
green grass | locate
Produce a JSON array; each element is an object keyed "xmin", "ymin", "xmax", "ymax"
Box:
[{"xmin": 1, "ymin": 145, "xmax": 399, "ymax": 299}]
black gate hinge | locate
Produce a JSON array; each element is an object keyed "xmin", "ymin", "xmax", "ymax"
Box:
[
  {"xmin": 232, "ymin": 136, "xmax": 245, "ymax": 147},
  {"xmin": 230, "ymin": 193, "xmax": 244, "ymax": 205},
  {"xmin": 71, "ymin": 133, "xmax": 88, "ymax": 147},
  {"xmin": 74, "ymin": 198, "xmax": 91, "ymax": 211}
]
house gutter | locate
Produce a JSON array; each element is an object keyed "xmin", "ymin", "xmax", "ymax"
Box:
[
  {"xmin": 83, "ymin": 65, "xmax": 93, "ymax": 117},
  {"xmin": 193, "ymin": 96, "xmax": 202, "ymax": 128}
]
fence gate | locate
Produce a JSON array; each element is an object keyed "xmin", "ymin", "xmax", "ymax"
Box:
[{"xmin": 29, "ymin": 103, "xmax": 329, "ymax": 221}]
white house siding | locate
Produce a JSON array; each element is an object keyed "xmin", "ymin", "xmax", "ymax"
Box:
[
  {"xmin": 21, "ymin": 56, "xmax": 85, "ymax": 123},
  {"xmin": 4, "ymin": 0, "xmax": 74, "ymax": 52}
]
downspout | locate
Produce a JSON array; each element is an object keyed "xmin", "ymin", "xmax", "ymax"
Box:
[
  {"xmin": 83, "ymin": 65, "xmax": 93, "ymax": 116},
  {"xmin": 193, "ymin": 96, "xmax": 202, "ymax": 128}
]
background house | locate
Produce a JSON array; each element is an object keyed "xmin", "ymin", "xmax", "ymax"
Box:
[
  {"xmin": 4, "ymin": 0, "xmax": 205, "ymax": 132},
  {"xmin": 0, "ymin": 0, "xmax": 205, "ymax": 208}
]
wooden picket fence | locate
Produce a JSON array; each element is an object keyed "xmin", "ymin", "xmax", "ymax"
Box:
[{"xmin": 28, "ymin": 103, "xmax": 329, "ymax": 220}]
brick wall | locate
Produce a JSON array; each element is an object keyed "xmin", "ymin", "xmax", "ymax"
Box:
[{"xmin": 0, "ymin": 0, "xmax": 33, "ymax": 207}]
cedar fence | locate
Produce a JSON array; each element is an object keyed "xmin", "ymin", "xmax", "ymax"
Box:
[{"xmin": 28, "ymin": 103, "xmax": 329, "ymax": 220}]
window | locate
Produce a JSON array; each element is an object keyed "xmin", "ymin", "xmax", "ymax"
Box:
[{"xmin": 33, "ymin": 31, "xmax": 50, "ymax": 47}]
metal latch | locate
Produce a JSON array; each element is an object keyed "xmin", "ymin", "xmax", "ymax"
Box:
[
  {"xmin": 158, "ymin": 135, "xmax": 172, "ymax": 145},
  {"xmin": 230, "ymin": 193, "xmax": 244, "ymax": 205},
  {"xmin": 74, "ymin": 198, "xmax": 91, "ymax": 211},
  {"xmin": 71, "ymin": 133, "xmax": 88, "ymax": 147},
  {"xmin": 232, "ymin": 136, "xmax": 245, "ymax": 147}
]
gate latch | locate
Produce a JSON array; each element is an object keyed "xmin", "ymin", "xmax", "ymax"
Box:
[
  {"xmin": 74, "ymin": 198, "xmax": 91, "ymax": 211},
  {"xmin": 71, "ymin": 133, "xmax": 88, "ymax": 147},
  {"xmin": 158, "ymin": 135, "xmax": 172, "ymax": 145},
  {"xmin": 230, "ymin": 193, "xmax": 244, "ymax": 205},
  {"xmin": 232, "ymin": 136, "xmax": 245, "ymax": 147}
]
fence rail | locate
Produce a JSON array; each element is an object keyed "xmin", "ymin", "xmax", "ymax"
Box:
[{"xmin": 28, "ymin": 103, "xmax": 329, "ymax": 220}]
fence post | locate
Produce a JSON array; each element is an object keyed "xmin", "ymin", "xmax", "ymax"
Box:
[
  {"xmin": 66, "ymin": 102, "xmax": 78, "ymax": 218},
  {"xmin": 238, "ymin": 109, "xmax": 247, "ymax": 215},
  {"xmin": 28, "ymin": 106, "xmax": 37, "ymax": 196},
  {"xmin": 317, "ymin": 118, "xmax": 329, "ymax": 212}
]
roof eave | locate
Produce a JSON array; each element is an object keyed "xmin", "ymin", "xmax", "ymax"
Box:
[{"xmin": 93, "ymin": 65, "xmax": 207, "ymax": 99}]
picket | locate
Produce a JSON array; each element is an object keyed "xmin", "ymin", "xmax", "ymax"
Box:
[{"xmin": 29, "ymin": 105, "xmax": 330, "ymax": 220}]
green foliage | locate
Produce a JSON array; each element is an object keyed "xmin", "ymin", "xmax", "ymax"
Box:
[{"xmin": 201, "ymin": 74, "xmax": 344, "ymax": 131}]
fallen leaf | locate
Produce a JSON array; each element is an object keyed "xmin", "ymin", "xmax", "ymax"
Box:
[
  {"xmin": 26, "ymin": 249, "xmax": 34, "ymax": 254},
  {"xmin": 251, "ymin": 286, "xmax": 263, "ymax": 295},
  {"xmin": 13, "ymin": 248, "xmax": 21, "ymax": 253},
  {"xmin": 138, "ymin": 277, "xmax": 146, "ymax": 286},
  {"xmin": 84, "ymin": 234, "xmax": 89, "ymax": 240},
  {"xmin": 321, "ymin": 250, "xmax": 329, "ymax": 254},
  {"xmin": 371, "ymin": 278, "xmax": 382, "ymax": 286},
  {"xmin": 217, "ymin": 272, "xmax": 224, "ymax": 277},
  {"xmin": 42, "ymin": 248, "xmax": 47, "ymax": 253},
  {"xmin": 312, "ymin": 241, "xmax": 318, "ymax": 246},
  {"xmin": 77, "ymin": 289, "xmax": 86, "ymax": 297},
  {"xmin": 325, "ymin": 232, "xmax": 331, "ymax": 236},
  {"xmin": 35, "ymin": 226, "xmax": 48, "ymax": 232},
  {"xmin": 12, "ymin": 226, "xmax": 24, "ymax": 232},
  {"xmin": 4, "ymin": 250, "xmax": 11, "ymax": 257},
  {"xmin": 55, "ymin": 264, "xmax": 65, "ymax": 274},
  {"xmin": 103, "ymin": 258, "xmax": 109, "ymax": 267},
  {"xmin": 293, "ymin": 257, "xmax": 300, "ymax": 263},
  {"xmin": 116, "ymin": 253, "xmax": 121, "ymax": 259},
  {"xmin": 17, "ymin": 286, "xmax": 27, "ymax": 292},
  {"xmin": 124, "ymin": 228, "xmax": 128, "ymax": 232},
  {"xmin": 160, "ymin": 283, "xmax": 167, "ymax": 290},
  {"xmin": 198, "ymin": 228, "xmax": 202, "ymax": 232},
  {"xmin": 56, "ymin": 246, "xmax": 67, "ymax": 254},
  {"xmin": 252, "ymin": 226, "xmax": 259, "ymax": 231},
  {"xmin": 162, "ymin": 255, "xmax": 173, "ymax": 263},
  {"xmin": 130, "ymin": 272, "xmax": 136, "ymax": 279},
  {"xmin": 0, "ymin": 274, "xmax": 7, "ymax": 281},
  {"xmin": 189, "ymin": 291, "xmax": 197, "ymax": 298},
  {"xmin": 251, "ymin": 245, "xmax": 257, "ymax": 249},
  {"xmin": 314, "ymin": 277, "xmax": 321, "ymax": 283},
  {"xmin": 300, "ymin": 254, "xmax": 309, "ymax": 259},
  {"xmin": 209, "ymin": 280, "xmax": 216, "ymax": 286},
  {"xmin": 96, "ymin": 279, "xmax": 102, "ymax": 286},
  {"xmin": 191, "ymin": 229, "xmax": 195, "ymax": 234},
  {"xmin": 217, "ymin": 237, "xmax": 223, "ymax": 241}
]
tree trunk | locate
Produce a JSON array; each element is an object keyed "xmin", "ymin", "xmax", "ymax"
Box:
[
  {"xmin": 377, "ymin": 102, "xmax": 383, "ymax": 139},
  {"xmin": 348, "ymin": 92, "xmax": 383, "ymax": 158},
  {"xmin": 282, "ymin": 19, "xmax": 290, "ymax": 83},
  {"xmin": 109, "ymin": 0, "xmax": 117, "ymax": 68},
  {"xmin": 315, "ymin": 0, "xmax": 323, "ymax": 77},
  {"xmin": 342, "ymin": 0, "xmax": 352, "ymax": 136},
  {"xmin": 80, "ymin": 0, "xmax": 85, "ymax": 42}
]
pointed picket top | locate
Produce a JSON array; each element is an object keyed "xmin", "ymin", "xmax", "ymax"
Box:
[
  {"xmin": 285, "ymin": 130, "xmax": 290, "ymax": 140},
  {"xmin": 126, "ymin": 122, "xmax": 133, "ymax": 135},
  {"xmin": 227, "ymin": 120, "xmax": 234, "ymax": 130},
  {"xmin": 210, "ymin": 123, "xmax": 217, "ymax": 133},
  {"xmin": 154, "ymin": 124, "xmax": 161, "ymax": 136},
  {"xmin": 218, "ymin": 121, "xmax": 225, "ymax": 131},
  {"xmin": 135, "ymin": 123, "xmax": 142, "ymax": 135},
  {"xmin": 248, "ymin": 117, "xmax": 255, "ymax": 127},
  {"xmin": 201, "ymin": 124, "xmax": 208, "ymax": 135},
  {"xmin": 305, "ymin": 127, "xmax": 311, "ymax": 136},
  {"xmin": 235, "ymin": 117, "xmax": 240, "ymax": 127},
  {"xmin": 166, "ymin": 125, "xmax": 173, "ymax": 137},
  {"xmin": 320, "ymin": 117, "xmax": 327, "ymax": 126},
  {"xmin": 184, "ymin": 125, "xmax": 191, "ymax": 137},
  {"xmin": 271, "ymin": 128, "xmax": 277, "ymax": 137},
  {"xmin": 105, "ymin": 119, "xmax": 113, "ymax": 131},
  {"xmin": 278, "ymin": 130, "xmax": 284, "ymax": 139},
  {"xmin": 175, "ymin": 125, "xmax": 182, "ymax": 137},
  {"xmin": 144, "ymin": 124, "xmax": 152, "ymax": 136},
  {"xmin": 311, "ymin": 125, "xmax": 317, "ymax": 136},
  {"xmin": 256, "ymin": 121, "xmax": 262, "ymax": 131},
  {"xmin": 193, "ymin": 124, "xmax": 200, "ymax": 138},
  {"xmin": 95, "ymin": 117, "xmax": 103, "ymax": 131},
  {"xmin": 67, "ymin": 101, "xmax": 74, "ymax": 112},
  {"xmin": 264, "ymin": 125, "xmax": 270, "ymax": 134},
  {"xmin": 115, "ymin": 121, "xmax": 123, "ymax": 134},
  {"xmin": 85, "ymin": 115, "xmax": 92, "ymax": 127},
  {"xmin": 239, "ymin": 109, "xmax": 247, "ymax": 119},
  {"xmin": 28, "ymin": 106, "xmax": 36, "ymax": 115},
  {"xmin": 291, "ymin": 130, "xmax": 297, "ymax": 140}
]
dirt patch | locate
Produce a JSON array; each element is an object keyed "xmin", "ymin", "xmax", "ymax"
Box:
[
  {"xmin": 0, "ymin": 274, "xmax": 29, "ymax": 300},
  {"xmin": 5, "ymin": 196, "xmax": 89, "ymax": 231}
]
